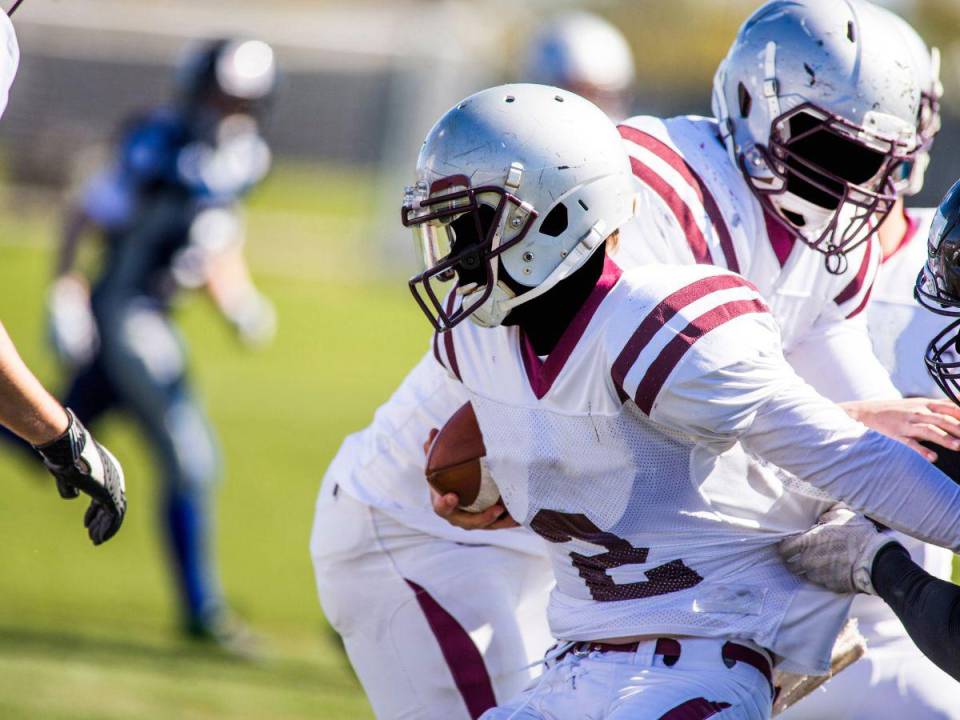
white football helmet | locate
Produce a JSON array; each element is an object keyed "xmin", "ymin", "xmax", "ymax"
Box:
[
  {"xmin": 403, "ymin": 84, "xmax": 634, "ymax": 330},
  {"xmin": 713, "ymin": 0, "xmax": 922, "ymax": 271},
  {"xmin": 0, "ymin": 9, "xmax": 18, "ymax": 121},
  {"xmin": 879, "ymin": 7, "xmax": 941, "ymax": 196},
  {"xmin": 522, "ymin": 12, "xmax": 635, "ymax": 119}
]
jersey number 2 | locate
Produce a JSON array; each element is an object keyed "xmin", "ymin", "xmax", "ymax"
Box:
[{"xmin": 530, "ymin": 509, "xmax": 702, "ymax": 602}]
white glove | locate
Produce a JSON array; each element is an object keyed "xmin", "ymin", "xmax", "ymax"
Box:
[
  {"xmin": 48, "ymin": 275, "xmax": 99, "ymax": 367},
  {"xmin": 779, "ymin": 505, "xmax": 900, "ymax": 595},
  {"xmin": 229, "ymin": 291, "xmax": 276, "ymax": 347}
]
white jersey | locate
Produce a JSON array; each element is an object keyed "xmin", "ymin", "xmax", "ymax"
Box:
[
  {"xmin": 869, "ymin": 207, "xmax": 947, "ymax": 399},
  {"xmin": 321, "ymin": 352, "xmax": 545, "ymax": 556},
  {"xmin": 433, "ymin": 259, "xmax": 960, "ymax": 674},
  {"xmin": 617, "ymin": 114, "xmax": 898, "ymax": 402}
]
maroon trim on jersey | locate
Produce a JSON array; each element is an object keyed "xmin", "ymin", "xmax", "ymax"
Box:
[
  {"xmin": 404, "ymin": 579, "xmax": 497, "ymax": 719},
  {"xmin": 657, "ymin": 698, "xmax": 732, "ymax": 720},
  {"xmin": 618, "ymin": 125, "xmax": 739, "ymax": 272},
  {"xmin": 845, "ymin": 283, "xmax": 875, "ymax": 320},
  {"xmin": 610, "ymin": 274, "xmax": 761, "ymax": 403},
  {"xmin": 520, "ymin": 255, "xmax": 623, "ymax": 399},
  {"xmin": 882, "ymin": 209, "xmax": 921, "ymax": 264},
  {"xmin": 833, "ymin": 238, "xmax": 875, "ymax": 308},
  {"xmin": 634, "ymin": 298, "xmax": 769, "ymax": 414},
  {"xmin": 434, "ymin": 293, "xmax": 462, "ymax": 380},
  {"xmin": 763, "ymin": 211, "xmax": 797, "ymax": 268}
]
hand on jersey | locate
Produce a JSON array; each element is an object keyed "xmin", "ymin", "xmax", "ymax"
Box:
[
  {"xmin": 33, "ymin": 409, "xmax": 127, "ymax": 545},
  {"xmin": 780, "ymin": 505, "xmax": 899, "ymax": 595},
  {"xmin": 841, "ymin": 398, "xmax": 960, "ymax": 462}
]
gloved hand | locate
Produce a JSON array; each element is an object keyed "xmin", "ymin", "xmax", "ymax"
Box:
[
  {"xmin": 48, "ymin": 275, "xmax": 99, "ymax": 367},
  {"xmin": 230, "ymin": 291, "xmax": 276, "ymax": 347},
  {"xmin": 779, "ymin": 505, "xmax": 900, "ymax": 595},
  {"xmin": 33, "ymin": 409, "xmax": 126, "ymax": 545}
]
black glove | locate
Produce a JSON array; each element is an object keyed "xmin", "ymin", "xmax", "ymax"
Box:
[{"xmin": 33, "ymin": 408, "xmax": 127, "ymax": 545}]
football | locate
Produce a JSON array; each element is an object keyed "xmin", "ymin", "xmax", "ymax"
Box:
[{"xmin": 425, "ymin": 402, "xmax": 500, "ymax": 513}]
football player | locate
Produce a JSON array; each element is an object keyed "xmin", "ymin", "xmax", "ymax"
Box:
[
  {"xmin": 40, "ymin": 38, "xmax": 275, "ymax": 649},
  {"xmin": 776, "ymin": 12, "xmax": 960, "ymax": 718},
  {"xmin": 402, "ymin": 82, "xmax": 960, "ymax": 720},
  {"xmin": 312, "ymin": 1, "xmax": 958, "ymax": 716},
  {"xmin": 0, "ymin": 3, "xmax": 126, "ymax": 544},
  {"xmin": 781, "ymin": 177, "xmax": 960, "ymax": 686},
  {"xmin": 520, "ymin": 11, "xmax": 634, "ymax": 119},
  {"xmin": 617, "ymin": 2, "xmax": 960, "ymax": 715}
]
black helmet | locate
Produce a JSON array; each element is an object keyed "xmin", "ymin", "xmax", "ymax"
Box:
[
  {"xmin": 915, "ymin": 179, "xmax": 960, "ymax": 403},
  {"xmin": 176, "ymin": 38, "xmax": 276, "ymax": 117}
]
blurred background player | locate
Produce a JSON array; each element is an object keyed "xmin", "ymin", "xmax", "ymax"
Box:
[
  {"xmin": 0, "ymin": 3, "xmax": 126, "ymax": 545},
  {"xmin": 520, "ymin": 11, "xmax": 635, "ymax": 119},
  {"xmin": 42, "ymin": 37, "xmax": 277, "ymax": 650}
]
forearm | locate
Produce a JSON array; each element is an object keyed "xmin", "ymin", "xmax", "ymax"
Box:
[
  {"xmin": 0, "ymin": 323, "xmax": 68, "ymax": 444},
  {"xmin": 872, "ymin": 543, "xmax": 960, "ymax": 680},
  {"xmin": 742, "ymin": 382, "xmax": 960, "ymax": 549}
]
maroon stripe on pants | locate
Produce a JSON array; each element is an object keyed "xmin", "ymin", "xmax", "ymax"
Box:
[
  {"xmin": 619, "ymin": 125, "xmax": 740, "ymax": 273},
  {"xmin": 658, "ymin": 698, "xmax": 732, "ymax": 720},
  {"xmin": 404, "ymin": 579, "xmax": 497, "ymax": 719}
]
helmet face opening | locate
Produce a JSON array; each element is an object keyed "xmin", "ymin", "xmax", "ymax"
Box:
[
  {"xmin": 754, "ymin": 104, "xmax": 911, "ymax": 262},
  {"xmin": 403, "ymin": 174, "xmax": 537, "ymax": 332}
]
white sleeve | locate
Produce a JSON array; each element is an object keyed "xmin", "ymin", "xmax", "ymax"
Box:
[
  {"xmin": 785, "ymin": 312, "xmax": 901, "ymax": 403},
  {"xmin": 740, "ymin": 376, "xmax": 960, "ymax": 551}
]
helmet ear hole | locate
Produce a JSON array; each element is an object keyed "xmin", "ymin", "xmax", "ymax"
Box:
[
  {"xmin": 737, "ymin": 82, "xmax": 752, "ymax": 118},
  {"xmin": 539, "ymin": 202, "xmax": 569, "ymax": 237}
]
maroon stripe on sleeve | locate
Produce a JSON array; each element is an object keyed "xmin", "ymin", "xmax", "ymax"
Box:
[
  {"xmin": 610, "ymin": 274, "xmax": 756, "ymax": 402},
  {"xmin": 619, "ymin": 125, "xmax": 739, "ymax": 272},
  {"xmin": 442, "ymin": 293, "xmax": 462, "ymax": 381},
  {"xmin": 657, "ymin": 698, "xmax": 732, "ymax": 720},
  {"xmin": 833, "ymin": 238, "xmax": 875, "ymax": 307},
  {"xmin": 627, "ymin": 154, "xmax": 713, "ymax": 265},
  {"xmin": 404, "ymin": 579, "xmax": 497, "ymax": 719},
  {"xmin": 634, "ymin": 298, "xmax": 769, "ymax": 414}
]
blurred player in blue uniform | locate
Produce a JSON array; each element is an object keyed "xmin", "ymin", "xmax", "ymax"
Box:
[{"xmin": 46, "ymin": 38, "xmax": 277, "ymax": 648}]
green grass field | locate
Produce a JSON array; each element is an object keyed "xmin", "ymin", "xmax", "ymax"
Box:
[{"xmin": 0, "ymin": 168, "xmax": 427, "ymax": 719}]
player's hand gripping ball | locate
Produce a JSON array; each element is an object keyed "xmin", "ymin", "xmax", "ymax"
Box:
[{"xmin": 425, "ymin": 402, "xmax": 500, "ymax": 513}]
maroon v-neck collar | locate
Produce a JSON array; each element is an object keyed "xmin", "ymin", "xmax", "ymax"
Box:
[{"xmin": 519, "ymin": 255, "xmax": 624, "ymax": 399}]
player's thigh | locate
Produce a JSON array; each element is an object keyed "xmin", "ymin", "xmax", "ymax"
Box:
[
  {"xmin": 382, "ymin": 517, "xmax": 555, "ymax": 702},
  {"xmin": 313, "ymin": 494, "xmax": 503, "ymax": 719},
  {"xmin": 605, "ymin": 669, "xmax": 771, "ymax": 720},
  {"xmin": 99, "ymin": 306, "xmax": 218, "ymax": 486}
]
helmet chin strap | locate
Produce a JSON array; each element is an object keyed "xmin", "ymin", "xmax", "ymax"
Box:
[{"xmin": 467, "ymin": 220, "xmax": 608, "ymax": 328}]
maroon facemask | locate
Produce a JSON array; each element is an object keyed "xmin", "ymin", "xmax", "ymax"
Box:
[
  {"xmin": 402, "ymin": 174, "xmax": 538, "ymax": 332},
  {"xmin": 748, "ymin": 104, "xmax": 915, "ymax": 272}
]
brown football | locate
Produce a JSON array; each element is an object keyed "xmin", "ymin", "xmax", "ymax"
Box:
[{"xmin": 425, "ymin": 401, "xmax": 496, "ymax": 511}]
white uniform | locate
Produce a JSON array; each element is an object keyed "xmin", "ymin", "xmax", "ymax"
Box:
[
  {"xmin": 429, "ymin": 260, "xmax": 960, "ymax": 719},
  {"xmin": 309, "ymin": 113, "xmax": 950, "ymax": 717},
  {"xmin": 617, "ymin": 116, "xmax": 960, "ymax": 718},
  {"xmin": 311, "ymin": 354, "xmax": 554, "ymax": 720},
  {"xmin": 781, "ymin": 208, "xmax": 960, "ymax": 720}
]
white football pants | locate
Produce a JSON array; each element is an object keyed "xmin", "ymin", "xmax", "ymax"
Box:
[
  {"xmin": 310, "ymin": 481, "xmax": 555, "ymax": 720},
  {"xmin": 482, "ymin": 637, "xmax": 773, "ymax": 720},
  {"xmin": 778, "ymin": 616, "xmax": 960, "ymax": 720}
]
